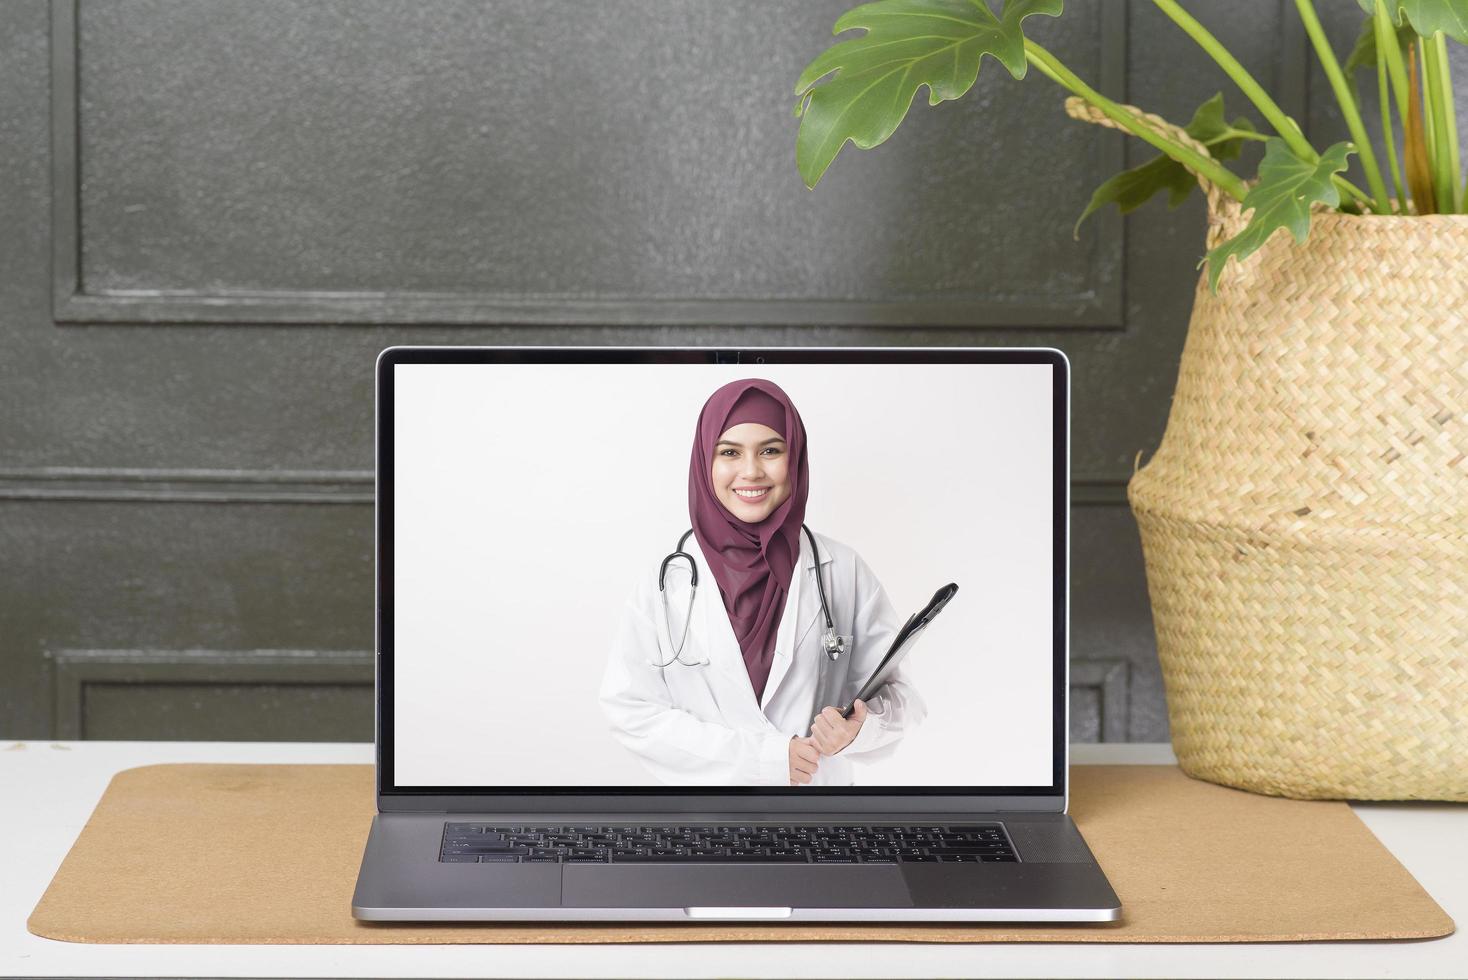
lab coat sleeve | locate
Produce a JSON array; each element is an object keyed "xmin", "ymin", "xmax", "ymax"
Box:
[
  {"xmin": 840, "ymin": 565, "xmax": 927, "ymax": 759},
  {"xmin": 599, "ymin": 590, "xmax": 790, "ymax": 786}
]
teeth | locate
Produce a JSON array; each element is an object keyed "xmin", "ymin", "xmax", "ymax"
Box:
[{"xmin": 734, "ymin": 488, "xmax": 769, "ymax": 498}]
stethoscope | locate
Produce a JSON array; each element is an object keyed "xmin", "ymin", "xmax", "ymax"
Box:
[{"xmin": 655, "ymin": 524, "xmax": 845, "ymax": 669}]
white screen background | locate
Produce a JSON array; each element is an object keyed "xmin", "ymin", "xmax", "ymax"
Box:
[{"xmin": 391, "ymin": 359, "xmax": 1056, "ymax": 787}]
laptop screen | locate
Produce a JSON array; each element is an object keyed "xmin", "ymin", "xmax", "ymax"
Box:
[{"xmin": 380, "ymin": 349, "xmax": 1065, "ymax": 796}]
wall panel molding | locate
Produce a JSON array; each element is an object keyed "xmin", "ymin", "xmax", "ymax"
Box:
[
  {"xmin": 0, "ymin": 467, "xmax": 1131, "ymax": 505},
  {"xmin": 1072, "ymin": 477, "xmax": 1129, "ymax": 507},
  {"xmin": 49, "ymin": 0, "xmax": 1129, "ymax": 329},
  {"xmin": 1069, "ymin": 658, "xmax": 1130, "ymax": 743},
  {"xmin": 49, "ymin": 648, "xmax": 374, "ymax": 739},
  {"xmin": 0, "ymin": 467, "xmax": 374, "ymax": 503},
  {"xmin": 1276, "ymin": 0, "xmax": 1310, "ymax": 125}
]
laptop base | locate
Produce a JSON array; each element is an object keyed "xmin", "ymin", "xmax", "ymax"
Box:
[{"xmin": 352, "ymin": 812, "xmax": 1120, "ymax": 922}]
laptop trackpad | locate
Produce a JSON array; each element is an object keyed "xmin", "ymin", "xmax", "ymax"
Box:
[{"xmin": 562, "ymin": 864, "xmax": 912, "ymax": 909}]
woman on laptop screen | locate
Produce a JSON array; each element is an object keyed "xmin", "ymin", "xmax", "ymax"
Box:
[{"xmin": 599, "ymin": 378, "xmax": 924, "ymax": 786}]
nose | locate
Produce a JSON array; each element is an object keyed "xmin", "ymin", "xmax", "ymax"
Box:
[{"xmin": 739, "ymin": 454, "xmax": 764, "ymax": 480}]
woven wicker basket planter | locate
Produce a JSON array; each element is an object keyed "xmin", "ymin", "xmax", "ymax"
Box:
[{"xmin": 1129, "ymin": 198, "xmax": 1468, "ymax": 801}]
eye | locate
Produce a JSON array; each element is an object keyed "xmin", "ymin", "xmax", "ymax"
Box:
[
  {"xmin": 761, "ymin": 447, "xmax": 783, "ymax": 456},
  {"xmin": 718, "ymin": 448, "xmax": 738, "ymax": 457}
]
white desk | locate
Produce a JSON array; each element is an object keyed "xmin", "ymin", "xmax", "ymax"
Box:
[{"xmin": 1, "ymin": 741, "xmax": 1461, "ymax": 979}]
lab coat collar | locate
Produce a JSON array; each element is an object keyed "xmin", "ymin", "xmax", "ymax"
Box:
[
  {"xmin": 762, "ymin": 530, "xmax": 830, "ymax": 710},
  {"xmin": 801, "ymin": 527, "xmax": 836, "ymax": 572}
]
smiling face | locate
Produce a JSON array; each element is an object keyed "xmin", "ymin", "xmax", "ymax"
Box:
[{"xmin": 710, "ymin": 422, "xmax": 793, "ymax": 524}]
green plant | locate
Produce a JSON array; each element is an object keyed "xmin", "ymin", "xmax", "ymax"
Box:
[{"xmin": 793, "ymin": 0, "xmax": 1468, "ymax": 289}]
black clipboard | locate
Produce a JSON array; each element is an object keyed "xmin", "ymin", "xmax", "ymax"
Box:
[{"xmin": 837, "ymin": 582, "xmax": 958, "ymax": 718}]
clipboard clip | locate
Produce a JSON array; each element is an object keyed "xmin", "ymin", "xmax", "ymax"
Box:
[{"xmin": 838, "ymin": 582, "xmax": 958, "ymax": 719}]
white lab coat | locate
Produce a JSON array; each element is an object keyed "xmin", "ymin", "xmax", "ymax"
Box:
[{"xmin": 599, "ymin": 530, "xmax": 925, "ymax": 785}]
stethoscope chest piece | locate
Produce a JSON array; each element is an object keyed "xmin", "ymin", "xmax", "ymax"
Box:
[{"xmin": 822, "ymin": 629, "xmax": 848, "ymax": 661}]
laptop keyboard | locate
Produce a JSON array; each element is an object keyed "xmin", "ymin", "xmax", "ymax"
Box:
[{"xmin": 439, "ymin": 822, "xmax": 1017, "ymax": 864}]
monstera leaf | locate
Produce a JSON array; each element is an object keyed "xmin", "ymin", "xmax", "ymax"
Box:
[
  {"xmin": 793, "ymin": 0, "xmax": 1062, "ymax": 188},
  {"xmin": 1075, "ymin": 94, "xmax": 1256, "ymax": 234},
  {"xmin": 1355, "ymin": 0, "xmax": 1468, "ymax": 42},
  {"xmin": 1206, "ymin": 139, "xmax": 1354, "ymax": 291}
]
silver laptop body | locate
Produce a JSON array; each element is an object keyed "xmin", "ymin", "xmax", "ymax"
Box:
[{"xmin": 353, "ymin": 347, "xmax": 1120, "ymax": 922}]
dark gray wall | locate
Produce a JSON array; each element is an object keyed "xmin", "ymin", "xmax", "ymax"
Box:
[{"xmin": 1, "ymin": 0, "xmax": 1400, "ymax": 742}]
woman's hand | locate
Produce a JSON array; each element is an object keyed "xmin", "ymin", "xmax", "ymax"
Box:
[
  {"xmin": 788, "ymin": 736, "xmax": 820, "ymax": 785},
  {"xmin": 810, "ymin": 700, "xmax": 867, "ymax": 756}
]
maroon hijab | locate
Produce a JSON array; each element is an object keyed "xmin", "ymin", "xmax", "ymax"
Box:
[{"xmin": 689, "ymin": 379, "xmax": 809, "ymax": 703}]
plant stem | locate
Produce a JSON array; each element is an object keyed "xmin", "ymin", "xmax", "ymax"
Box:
[
  {"xmin": 1374, "ymin": 0, "xmax": 1411, "ymax": 120},
  {"xmin": 1024, "ymin": 41, "xmax": 1250, "ymax": 202},
  {"xmin": 1418, "ymin": 41, "xmax": 1437, "ymax": 153},
  {"xmin": 1294, "ymin": 0, "xmax": 1392, "ymax": 213},
  {"xmin": 1212, "ymin": 128, "xmax": 1270, "ymax": 144},
  {"xmin": 1373, "ymin": 0, "xmax": 1410, "ymax": 210},
  {"xmin": 1421, "ymin": 33, "xmax": 1454, "ymax": 211},
  {"xmin": 1404, "ymin": 42, "xmax": 1437, "ymax": 212},
  {"xmin": 1379, "ymin": 54, "xmax": 1406, "ymax": 211},
  {"xmin": 1151, "ymin": 0, "xmax": 1317, "ymax": 161},
  {"xmin": 1335, "ymin": 175, "xmax": 1376, "ymax": 208},
  {"xmin": 1432, "ymin": 33, "xmax": 1461, "ymax": 212}
]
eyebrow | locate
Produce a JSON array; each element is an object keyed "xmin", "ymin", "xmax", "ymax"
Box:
[{"xmin": 715, "ymin": 437, "xmax": 787, "ymax": 448}]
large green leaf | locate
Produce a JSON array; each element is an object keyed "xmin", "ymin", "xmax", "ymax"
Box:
[
  {"xmin": 1074, "ymin": 157, "xmax": 1198, "ymax": 233},
  {"xmin": 1205, "ymin": 139, "xmax": 1354, "ymax": 291},
  {"xmin": 1074, "ymin": 94, "xmax": 1256, "ymax": 233},
  {"xmin": 1354, "ymin": 0, "xmax": 1468, "ymax": 42},
  {"xmin": 1344, "ymin": 12, "xmax": 1414, "ymax": 75},
  {"xmin": 1178, "ymin": 94, "xmax": 1258, "ymax": 164},
  {"xmin": 793, "ymin": 0, "xmax": 1062, "ymax": 188}
]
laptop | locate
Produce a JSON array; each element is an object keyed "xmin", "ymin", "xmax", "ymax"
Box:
[{"xmin": 352, "ymin": 346, "xmax": 1121, "ymax": 922}]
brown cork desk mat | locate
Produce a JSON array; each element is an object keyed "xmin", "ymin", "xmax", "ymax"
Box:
[{"xmin": 27, "ymin": 763, "xmax": 1453, "ymax": 944}]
